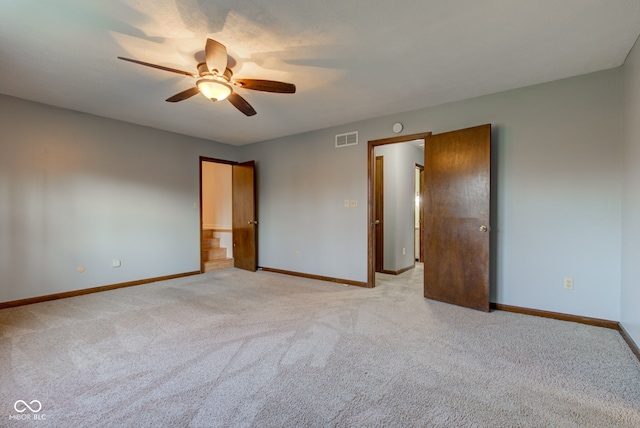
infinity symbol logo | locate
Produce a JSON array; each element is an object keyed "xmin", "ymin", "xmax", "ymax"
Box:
[{"xmin": 14, "ymin": 400, "xmax": 42, "ymax": 413}]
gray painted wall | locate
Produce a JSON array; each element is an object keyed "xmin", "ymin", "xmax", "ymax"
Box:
[
  {"xmin": 0, "ymin": 95, "xmax": 237, "ymax": 302},
  {"xmin": 621, "ymin": 38, "xmax": 640, "ymax": 347},
  {"xmin": 237, "ymin": 129, "xmax": 368, "ymax": 281},
  {"xmin": 375, "ymin": 143, "xmax": 423, "ymax": 271},
  {"xmin": 241, "ymin": 68, "xmax": 623, "ymax": 321}
]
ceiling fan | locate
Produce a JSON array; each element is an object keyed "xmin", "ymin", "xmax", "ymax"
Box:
[{"xmin": 118, "ymin": 39, "xmax": 296, "ymax": 116}]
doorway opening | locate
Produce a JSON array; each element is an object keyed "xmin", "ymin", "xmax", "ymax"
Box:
[
  {"xmin": 368, "ymin": 132, "xmax": 431, "ymax": 287},
  {"xmin": 368, "ymin": 125, "xmax": 492, "ymax": 311},
  {"xmin": 415, "ymin": 163, "xmax": 425, "ymax": 263},
  {"xmin": 200, "ymin": 158, "xmax": 235, "ymax": 272},
  {"xmin": 200, "ymin": 157, "xmax": 258, "ymax": 273}
]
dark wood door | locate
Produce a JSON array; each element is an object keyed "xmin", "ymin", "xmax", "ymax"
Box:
[
  {"xmin": 374, "ymin": 156, "xmax": 384, "ymax": 272},
  {"xmin": 232, "ymin": 161, "xmax": 257, "ymax": 271},
  {"xmin": 423, "ymin": 124, "xmax": 491, "ymax": 312}
]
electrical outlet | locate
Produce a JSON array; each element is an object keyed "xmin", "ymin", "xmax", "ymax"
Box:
[
  {"xmin": 350, "ymin": 200, "xmax": 358, "ymax": 208},
  {"xmin": 564, "ymin": 277, "xmax": 574, "ymax": 290},
  {"xmin": 344, "ymin": 199, "xmax": 350, "ymax": 208},
  {"xmin": 112, "ymin": 259, "xmax": 121, "ymax": 268}
]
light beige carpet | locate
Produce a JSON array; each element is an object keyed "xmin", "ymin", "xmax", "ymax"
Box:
[{"xmin": 1, "ymin": 265, "xmax": 639, "ymax": 427}]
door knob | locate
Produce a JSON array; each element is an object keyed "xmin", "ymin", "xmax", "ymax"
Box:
[
  {"xmin": 479, "ymin": 225, "xmax": 489, "ymax": 232},
  {"xmin": 248, "ymin": 220, "xmax": 258, "ymax": 225},
  {"xmin": 374, "ymin": 220, "xmax": 381, "ymax": 225}
]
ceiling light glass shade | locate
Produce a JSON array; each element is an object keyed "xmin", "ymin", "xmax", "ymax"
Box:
[{"xmin": 196, "ymin": 79, "xmax": 232, "ymax": 101}]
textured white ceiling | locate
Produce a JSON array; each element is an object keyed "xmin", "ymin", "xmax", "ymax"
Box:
[{"xmin": 1, "ymin": 0, "xmax": 639, "ymax": 145}]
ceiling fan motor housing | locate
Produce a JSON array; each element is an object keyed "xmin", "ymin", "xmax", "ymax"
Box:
[{"xmin": 197, "ymin": 62, "xmax": 233, "ymax": 80}]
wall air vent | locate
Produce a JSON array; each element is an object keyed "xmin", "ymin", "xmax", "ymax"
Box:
[{"xmin": 335, "ymin": 131, "xmax": 358, "ymax": 148}]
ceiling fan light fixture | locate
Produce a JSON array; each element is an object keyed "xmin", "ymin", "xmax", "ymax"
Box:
[
  {"xmin": 118, "ymin": 39, "xmax": 295, "ymax": 116},
  {"xmin": 196, "ymin": 78, "xmax": 232, "ymax": 101}
]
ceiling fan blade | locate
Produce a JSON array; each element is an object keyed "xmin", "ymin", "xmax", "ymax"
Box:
[
  {"xmin": 166, "ymin": 87, "xmax": 201, "ymax": 102},
  {"xmin": 234, "ymin": 79, "xmax": 296, "ymax": 93},
  {"xmin": 227, "ymin": 92, "xmax": 257, "ymax": 116},
  {"xmin": 205, "ymin": 39, "xmax": 228, "ymax": 75},
  {"xmin": 117, "ymin": 57, "xmax": 196, "ymax": 77}
]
